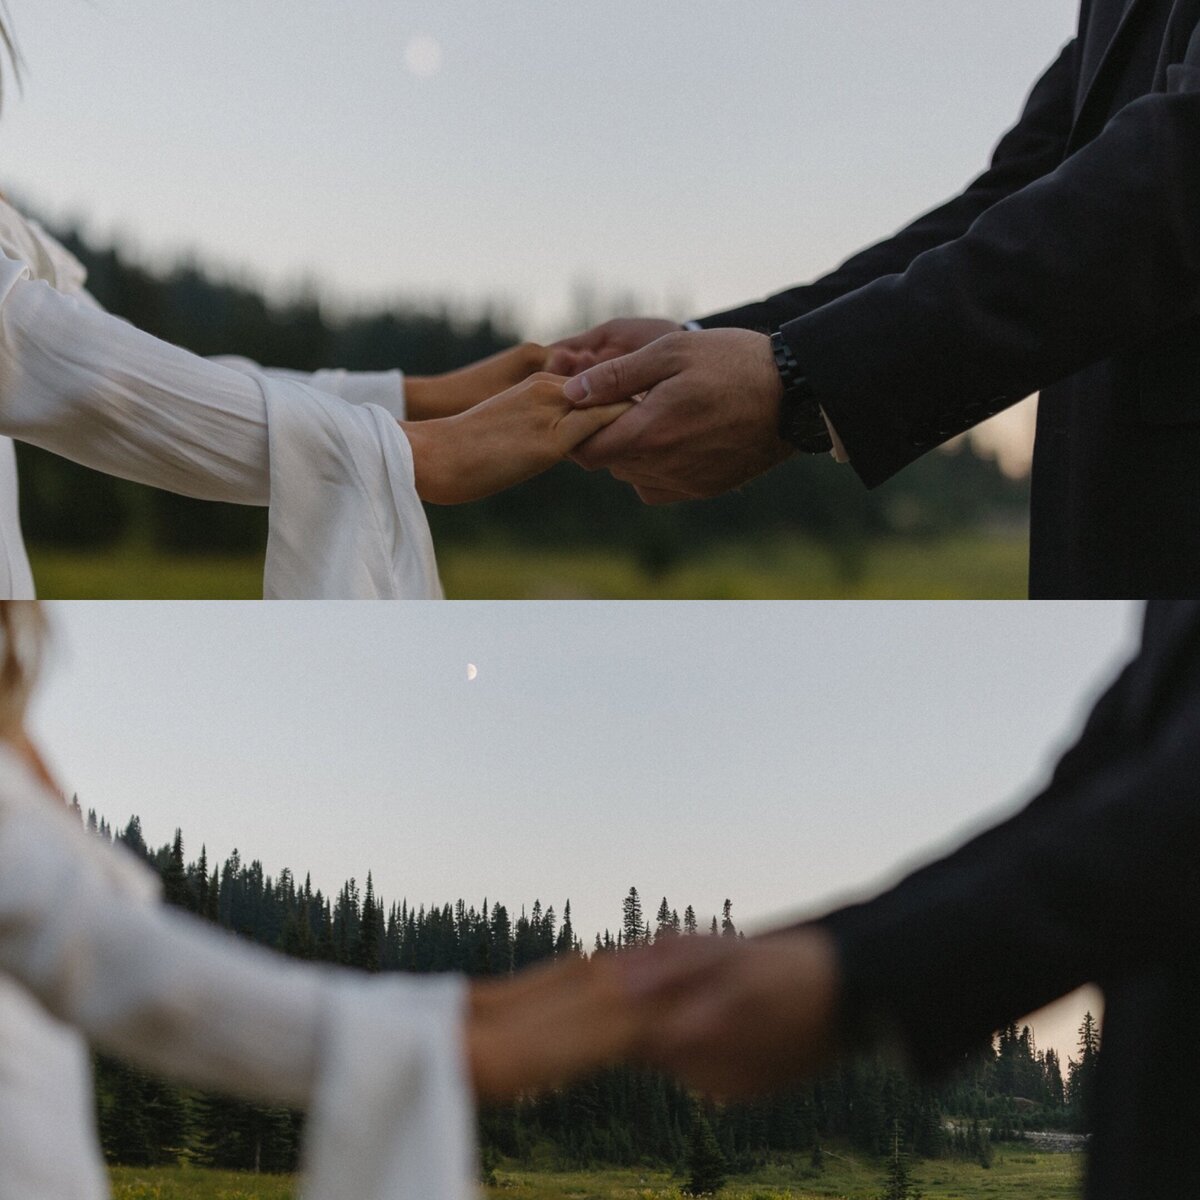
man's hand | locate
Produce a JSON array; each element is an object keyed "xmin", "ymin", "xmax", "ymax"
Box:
[
  {"xmin": 405, "ymin": 343, "xmax": 551, "ymax": 420},
  {"xmin": 620, "ymin": 928, "xmax": 841, "ymax": 1098},
  {"xmin": 546, "ymin": 317, "xmax": 685, "ymax": 377},
  {"xmin": 565, "ymin": 329, "xmax": 794, "ymax": 504},
  {"xmin": 401, "ymin": 374, "xmax": 631, "ymax": 505}
]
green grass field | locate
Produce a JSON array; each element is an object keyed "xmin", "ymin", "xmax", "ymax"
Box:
[
  {"xmin": 29, "ymin": 534, "xmax": 1028, "ymax": 599},
  {"xmin": 109, "ymin": 1153, "xmax": 1083, "ymax": 1200}
]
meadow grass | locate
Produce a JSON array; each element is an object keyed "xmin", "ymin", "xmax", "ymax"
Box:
[
  {"xmin": 110, "ymin": 1152, "xmax": 1083, "ymax": 1200},
  {"xmin": 110, "ymin": 1164, "xmax": 294, "ymax": 1199},
  {"xmin": 30, "ymin": 534, "xmax": 1028, "ymax": 599}
]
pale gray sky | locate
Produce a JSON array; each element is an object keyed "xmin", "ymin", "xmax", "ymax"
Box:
[
  {"xmin": 0, "ymin": 1, "xmax": 1078, "ymax": 330},
  {"xmin": 0, "ymin": 1, "xmax": 1083, "ymax": 472},
  {"xmin": 30, "ymin": 600, "xmax": 1141, "ymax": 1061}
]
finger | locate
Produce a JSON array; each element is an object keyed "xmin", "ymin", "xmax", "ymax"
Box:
[
  {"xmin": 547, "ymin": 326, "xmax": 607, "ymax": 354},
  {"xmin": 557, "ymin": 400, "xmax": 635, "ymax": 450},
  {"xmin": 544, "ymin": 347, "xmax": 585, "ymax": 376},
  {"xmin": 563, "ymin": 337, "xmax": 682, "ymax": 409},
  {"xmin": 570, "ymin": 401, "xmax": 658, "ymax": 469}
]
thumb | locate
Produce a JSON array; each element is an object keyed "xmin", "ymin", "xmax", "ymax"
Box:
[
  {"xmin": 557, "ymin": 401, "xmax": 635, "ymax": 450},
  {"xmin": 563, "ymin": 339, "xmax": 679, "ymax": 408}
]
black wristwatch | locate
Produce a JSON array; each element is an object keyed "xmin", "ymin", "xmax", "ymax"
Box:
[{"xmin": 771, "ymin": 331, "xmax": 832, "ymax": 454}]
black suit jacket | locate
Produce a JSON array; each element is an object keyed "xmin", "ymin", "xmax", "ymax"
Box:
[
  {"xmin": 698, "ymin": 0, "xmax": 1200, "ymax": 598},
  {"xmin": 819, "ymin": 600, "xmax": 1200, "ymax": 1199}
]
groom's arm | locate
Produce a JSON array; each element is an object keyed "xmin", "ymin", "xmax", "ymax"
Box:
[
  {"xmin": 570, "ymin": 33, "xmax": 1200, "ymax": 500},
  {"xmin": 695, "ymin": 38, "xmax": 1079, "ymax": 333},
  {"xmin": 819, "ymin": 640, "xmax": 1200, "ymax": 1075},
  {"xmin": 631, "ymin": 618, "xmax": 1200, "ymax": 1097}
]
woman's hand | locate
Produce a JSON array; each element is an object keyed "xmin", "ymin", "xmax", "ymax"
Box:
[
  {"xmin": 467, "ymin": 954, "xmax": 641, "ymax": 1102},
  {"xmin": 405, "ymin": 344, "xmax": 552, "ymax": 420},
  {"xmin": 402, "ymin": 374, "xmax": 632, "ymax": 505}
]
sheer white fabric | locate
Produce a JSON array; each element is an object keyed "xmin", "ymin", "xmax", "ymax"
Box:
[
  {"xmin": 0, "ymin": 746, "xmax": 475, "ymax": 1200},
  {"xmin": 0, "ymin": 201, "xmax": 442, "ymax": 598}
]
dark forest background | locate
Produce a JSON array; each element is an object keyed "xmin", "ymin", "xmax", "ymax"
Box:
[
  {"xmin": 76, "ymin": 803, "xmax": 1098, "ymax": 1179},
  {"xmin": 14, "ymin": 225, "xmax": 1029, "ymax": 582}
]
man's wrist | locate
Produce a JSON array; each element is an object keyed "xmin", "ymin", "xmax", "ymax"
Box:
[{"xmin": 771, "ymin": 332, "xmax": 833, "ymax": 455}]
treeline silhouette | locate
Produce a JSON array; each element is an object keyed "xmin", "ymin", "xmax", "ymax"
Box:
[
  {"xmin": 81, "ymin": 806, "xmax": 1095, "ymax": 1177},
  {"xmin": 14, "ymin": 226, "xmax": 1029, "ymax": 578}
]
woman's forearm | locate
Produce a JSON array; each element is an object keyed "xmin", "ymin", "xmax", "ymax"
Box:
[{"xmin": 0, "ymin": 258, "xmax": 273, "ymax": 505}]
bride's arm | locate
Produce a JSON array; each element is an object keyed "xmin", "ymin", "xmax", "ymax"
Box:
[
  {"xmin": 0, "ymin": 253, "xmax": 629, "ymax": 508},
  {"xmin": 0, "ymin": 758, "xmax": 476, "ymax": 1199},
  {"xmin": 217, "ymin": 342, "xmax": 553, "ymax": 422}
]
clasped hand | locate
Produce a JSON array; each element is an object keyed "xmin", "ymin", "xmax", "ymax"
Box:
[
  {"xmin": 549, "ymin": 321, "xmax": 795, "ymax": 505},
  {"xmin": 399, "ymin": 343, "xmax": 631, "ymax": 505},
  {"xmin": 397, "ymin": 323, "xmax": 798, "ymax": 508},
  {"xmin": 466, "ymin": 926, "xmax": 840, "ymax": 1103}
]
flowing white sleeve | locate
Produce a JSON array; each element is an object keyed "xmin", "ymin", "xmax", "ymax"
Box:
[
  {"xmin": 0, "ymin": 254, "xmax": 441, "ymax": 597},
  {"xmin": 0, "ymin": 755, "xmax": 474, "ymax": 1200},
  {"xmin": 214, "ymin": 357, "xmax": 407, "ymax": 419},
  {"xmin": 0, "ymin": 256, "xmax": 273, "ymax": 505}
]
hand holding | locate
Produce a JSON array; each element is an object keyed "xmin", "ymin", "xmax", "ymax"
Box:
[
  {"xmin": 546, "ymin": 317, "xmax": 685, "ymax": 377},
  {"xmin": 467, "ymin": 954, "xmax": 641, "ymax": 1102},
  {"xmin": 401, "ymin": 374, "xmax": 631, "ymax": 504},
  {"xmin": 405, "ymin": 343, "xmax": 552, "ymax": 420},
  {"xmin": 565, "ymin": 329, "xmax": 794, "ymax": 504},
  {"xmin": 621, "ymin": 927, "xmax": 841, "ymax": 1098}
]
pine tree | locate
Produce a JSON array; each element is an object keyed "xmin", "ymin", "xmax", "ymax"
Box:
[
  {"xmin": 118, "ymin": 815, "xmax": 148, "ymax": 861},
  {"xmin": 555, "ymin": 900, "xmax": 577, "ymax": 956},
  {"xmin": 205, "ymin": 866, "xmax": 220, "ymax": 922},
  {"xmin": 1066, "ymin": 1011, "xmax": 1101, "ymax": 1133},
  {"xmin": 683, "ymin": 1108, "xmax": 727, "ymax": 1196},
  {"xmin": 622, "ymin": 887, "xmax": 645, "ymax": 947},
  {"xmin": 879, "ymin": 1124, "xmax": 921, "ymax": 1200},
  {"xmin": 655, "ymin": 896, "xmax": 678, "ymax": 940},
  {"xmin": 683, "ymin": 905, "xmax": 698, "ymax": 935},
  {"xmin": 161, "ymin": 829, "xmax": 189, "ymax": 909},
  {"xmin": 1043, "ymin": 1048, "xmax": 1065, "ymax": 1107},
  {"xmin": 195, "ymin": 844, "xmax": 210, "ymax": 916},
  {"xmin": 720, "ymin": 899, "xmax": 737, "ymax": 937},
  {"xmin": 357, "ymin": 873, "xmax": 382, "ymax": 972}
]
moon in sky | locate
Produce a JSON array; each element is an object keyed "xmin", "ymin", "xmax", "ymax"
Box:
[
  {"xmin": 466, "ymin": 663, "xmax": 478, "ymax": 682},
  {"xmin": 403, "ymin": 34, "xmax": 443, "ymax": 79}
]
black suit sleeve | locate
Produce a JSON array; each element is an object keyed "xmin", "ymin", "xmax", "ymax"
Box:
[
  {"xmin": 817, "ymin": 637, "xmax": 1200, "ymax": 1077},
  {"xmin": 787, "ymin": 43, "xmax": 1200, "ymax": 488},
  {"xmin": 694, "ymin": 39, "xmax": 1079, "ymax": 333}
]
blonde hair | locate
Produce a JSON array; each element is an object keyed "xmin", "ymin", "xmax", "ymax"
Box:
[{"xmin": 0, "ymin": 602, "xmax": 46, "ymax": 737}]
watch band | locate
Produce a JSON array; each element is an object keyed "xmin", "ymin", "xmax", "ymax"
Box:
[{"xmin": 771, "ymin": 331, "xmax": 832, "ymax": 454}]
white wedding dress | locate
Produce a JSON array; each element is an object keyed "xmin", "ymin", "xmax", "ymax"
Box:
[
  {"xmin": 0, "ymin": 743, "xmax": 475, "ymax": 1200},
  {"xmin": 0, "ymin": 202, "xmax": 442, "ymax": 598}
]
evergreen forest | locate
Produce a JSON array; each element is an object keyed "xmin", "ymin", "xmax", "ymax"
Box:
[{"xmin": 78, "ymin": 806, "xmax": 1098, "ymax": 1177}]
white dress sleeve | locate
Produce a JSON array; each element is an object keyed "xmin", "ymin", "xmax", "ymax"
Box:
[
  {"xmin": 0, "ymin": 749, "xmax": 475, "ymax": 1200},
  {"xmin": 214, "ymin": 357, "xmax": 408, "ymax": 420},
  {"xmin": 0, "ymin": 229, "xmax": 440, "ymax": 596}
]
